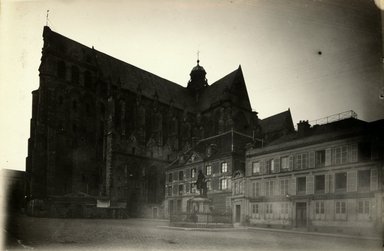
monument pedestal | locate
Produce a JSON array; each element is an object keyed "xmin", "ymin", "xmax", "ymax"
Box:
[{"xmin": 187, "ymin": 196, "xmax": 212, "ymax": 223}]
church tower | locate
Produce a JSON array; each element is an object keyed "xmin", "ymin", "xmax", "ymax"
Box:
[{"xmin": 187, "ymin": 60, "xmax": 208, "ymax": 101}]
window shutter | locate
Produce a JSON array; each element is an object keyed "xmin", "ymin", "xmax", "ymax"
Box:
[
  {"xmin": 290, "ymin": 177, "xmax": 296, "ymax": 195},
  {"xmin": 274, "ymin": 158, "xmax": 280, "ymax": 173},
  {"xmin": 349, "ymin": 144, "xmax": 358, "ymax": 162},
  {"xmin": 309, "ymin": 151, "xmax": 315, "ymax": 168},
  {"xmin": 260, "ymin": 180, "xmax": 265, "ymax": 196},
  {"xmin": 325, "ymin": 174, "xmax": 329, "ymax": 193},
  {"xmin": 347, "ymin": 199, "xmax": 356, "ymax": 221},
  {"xmin": 289, "ymin": 155, "xmax": 294, "ymax": 170},
  {"xmin": 246, "ymin": 161, "xmax": 252, "ymax": 176},
  {"xmin": 347, "ymin": 171, "xmax": 357, "ymax": 192},
  {"xmin": 260, "ymin": 160, "xmax": 266, "ymax": 174},
  {"xmin": 325, "ymin": 148, "xmax": 332, "ymax": 166},
  {"xmin": 329, "ymin": 174, "xmax": 334, "ymax": 193},
  {"xmin": 276, "ymin": 179, "xmax": 280, "ymax": 196},
  {"xmin": 371, "ymin": 199, "xmax": 376, "ymax": 219},
  {"xmin": 371, "ymin": 168, "xmax": 378, "ymax": 191},
  {"xmin": 274, "ymin": 179, "xmax": 279, "ymax": 196},
  {"xmin": 325, "ymin": 200, "xmax": 333, "ymax": 221},
  {"xmin": 186, "ymin": 183, "xmax": 190, "ymax": 193},
  {"xmin": 306, "ymin": 175, "xmax": 314, "ymax": 195},
  {"xmin": 186, "ymin": 169, "xmax": 190, "ymax": 179}
]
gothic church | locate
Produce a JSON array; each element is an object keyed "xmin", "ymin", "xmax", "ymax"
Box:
[{"xmin": 26, "ymin": 27, "xmax": 293, "ymax": 217}]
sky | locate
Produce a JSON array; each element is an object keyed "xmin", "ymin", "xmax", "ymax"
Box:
[{"xmin": 0, "ymin": 0, "xmax": 383, "ymax": 171}]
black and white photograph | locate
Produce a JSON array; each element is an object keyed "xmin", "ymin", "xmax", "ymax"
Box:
[{"xmin": 1, "ymin": 0, "xmax": 384, "ymax": 250}]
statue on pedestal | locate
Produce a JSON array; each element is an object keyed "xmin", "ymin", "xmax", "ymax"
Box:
[{"xmin": 195, "ymin": 170, "xmax": 207, "ymax": 197}]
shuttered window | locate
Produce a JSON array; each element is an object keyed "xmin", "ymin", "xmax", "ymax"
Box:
[
  {"xmin": 252, "ymin": 162, "xmax": 260, "ymax": 174},
  {"xmin": 297, "ymin": 177, "xmax": 306, "ymax": 194},
  {"xmin": 280, "ymin": 156, "xmax": 289, "ymax": 171},
  {"xmin": 315, "ymin": 175, "xmax": 325, "ymax": 194},
  {"xmin": 280, "ymin": 179, "xmax": 289, "ymax": 195},
  {"xmin": 335, "ymin": 172, "xmax": 347, "ymax": 192}
]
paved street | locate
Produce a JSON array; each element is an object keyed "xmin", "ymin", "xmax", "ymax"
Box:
[{"xmin": 5, "ymin": 215, "xmax": 383, "ymax": 251}]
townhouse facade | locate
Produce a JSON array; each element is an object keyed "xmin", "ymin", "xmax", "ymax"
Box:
[
  {"xmin": 232, "ymin": 117, "xmax": 384, "ymax": 234},
  {"xmin": 165, "ymin": 130, "xmax": 254, "ymax": 219}
]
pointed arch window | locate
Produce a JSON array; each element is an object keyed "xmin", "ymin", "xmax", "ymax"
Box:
[
  {"xmin": 71, "ymin": 65, "xmax": 80, "ymax": 84},
  {"xmin": 72, "ymin": 100, "xmax": 78, "ymax": 111},
  {"xmin": 57, "ymin": 61, "xmax": 66, "ymax": 79},
  {"xmin": 84, "ymin": 71, "xmax": 92, "ymax": 90}
]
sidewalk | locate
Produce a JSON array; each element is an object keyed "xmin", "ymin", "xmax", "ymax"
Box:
[
  {"xmin": 158, "ymin": 224, "xmax": 383, "ymax": 241},
  {"xmin": 246, "ymin": 226, "xmax": 383, "ymax": 241}
]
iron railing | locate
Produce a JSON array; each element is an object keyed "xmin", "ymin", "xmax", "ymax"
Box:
[{"xmin": 309, "ymin": 110, "xmax": 357, "ymax": 126}]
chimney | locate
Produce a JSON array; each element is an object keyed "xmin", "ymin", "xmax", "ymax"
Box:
[{"xmin": 297, "ymin": 120, "xmax": 311, "ymax": 135}]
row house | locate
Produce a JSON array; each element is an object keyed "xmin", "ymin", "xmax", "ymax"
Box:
[{"xmin": 232, "ymin": 117, "xmax": 384, "ymax": 234}]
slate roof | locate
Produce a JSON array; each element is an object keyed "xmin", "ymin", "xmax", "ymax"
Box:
[
  {"xmin": 249, "ymin": 118, "xmax": 383, "ymax": 156},
  {"xmin": 43, "ymin": 27, "xmax": 252, "ymax": 113},
  {"xmin": 44, "ymin": 27, "xmax": 193, "ymax": 110},
  {"xmin": 259, "ymin": 109, "xmax": 294, "ymax": 135}
]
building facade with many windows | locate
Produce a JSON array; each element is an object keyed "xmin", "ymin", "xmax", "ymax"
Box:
[
  {"xmin": 165, "ymin": 130, "xmax": 255, "ymax": 219},
  {"xmin": 233, "ymin": 117, "xmax": 384, "ymax": 234}
]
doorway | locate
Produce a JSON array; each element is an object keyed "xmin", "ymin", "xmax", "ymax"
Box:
[
  {"xmin": 235, "ymin": 205, "xmax": 241, "ymax": 223},
  {"xmin": 296, "ymin": 202, "xmax": 307, "ymax": 227},
  {"xmin": 152, "ymin": 207, "xmax": 158, "ymax": 218}
]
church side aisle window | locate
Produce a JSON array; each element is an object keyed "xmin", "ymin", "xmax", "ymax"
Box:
[
  {"xmin": 57, "ymin": 61, "xmax": 66, "ymax": 79},
  {"xmin": 71, "ymin": 65, "xmax": 80, "ymax": 83}
]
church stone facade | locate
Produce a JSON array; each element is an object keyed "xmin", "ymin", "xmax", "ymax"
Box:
[{"xmin": 27, "ymin": 26, "xmax": 292, "ymax": 218}]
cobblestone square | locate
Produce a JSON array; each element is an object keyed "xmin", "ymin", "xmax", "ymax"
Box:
[{"xmin": 4, "ymin": 215, "xmax": 383, "ymax": 251}]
